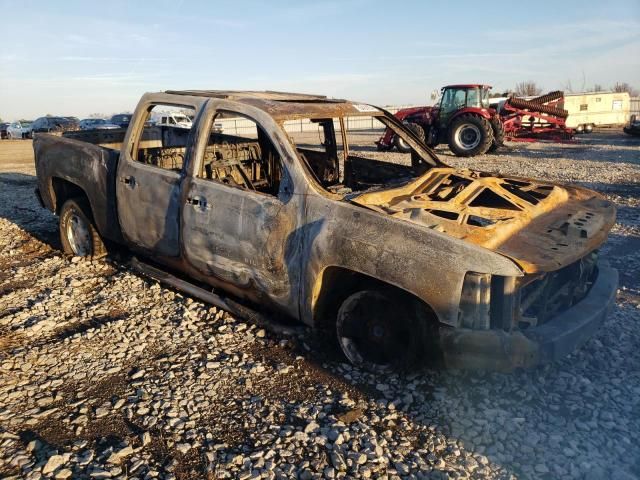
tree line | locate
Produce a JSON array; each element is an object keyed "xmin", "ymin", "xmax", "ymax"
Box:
[{"xmin": 490, "ymin": 81, "xmax": 639, "ymax": 98}]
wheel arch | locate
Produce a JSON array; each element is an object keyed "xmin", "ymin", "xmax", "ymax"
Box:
[
  {"xmin": 311, "ymin": 265, "xmax": 440, "ymax": 331},
  {"xmin": 448, "ymin": 108, "xmax": 492, "ymax": 125},
  {"xmin": 50, "ymin": 177, "xmax": 91, "ymax": 215}
]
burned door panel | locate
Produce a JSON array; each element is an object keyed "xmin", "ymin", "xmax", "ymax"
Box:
[
  {"xmin": 181, "ymin": 177, "xmax": 300, "ymax": 315},
  {"xmin": 116, "ymin": 160, "xmax": 182, "ymax": 257},
  {"xmin": 116, "ymin": 103, "xmax": 197, "ymax": 256}
]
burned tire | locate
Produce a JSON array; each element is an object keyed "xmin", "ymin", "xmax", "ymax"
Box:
[
  {"xmin": 488, "ymin": 116, "xmax": 505, "ymax": 153},
  {"xmin": 59, "ymin": 197, "xmax": 107, "ymax": 259},
  {"xmin": 395, "ymin": 122, "xmax": 425, "ymax": 153},
  {"xmin": 336, "ymin": 289, "xmax": 428, "ymax": 371},
  {"xmin": 448, "ymin": 114, "xmax": 494, "ymax": 157}
]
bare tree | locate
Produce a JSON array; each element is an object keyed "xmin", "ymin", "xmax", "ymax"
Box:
[
  {"xmin": 88, "ymin": 112, "xmax": 108, "ymax": 119},
  {"xmin": 489, "ymin": 90, "xmax": 513, "ymax": 98},
  {"xmin": 514, "ymin": 81, "xmax": 542, "ymax": 97},
  {"xmin": 592, "ymin": 84, "xmax": 604, "ymax": 92},
  {"xmin": 612, "ymin": 82, "xmax": 639, "ymax": 96},
  {"xmin": 562, "ymin": 79, "xmax": 574, "ymax": 93}
]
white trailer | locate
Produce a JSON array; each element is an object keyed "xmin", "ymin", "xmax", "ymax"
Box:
[{"xmin": 563, "ymin": 92, "xmax": 630, "ymax": 131}]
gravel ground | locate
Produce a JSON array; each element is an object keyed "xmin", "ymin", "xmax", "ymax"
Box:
[{"xmin": 0, "ymin": 132, "xmax": 639, "ymax": 480}]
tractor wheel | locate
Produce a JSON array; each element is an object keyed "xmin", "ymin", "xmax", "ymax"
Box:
[
  {"xmin": 448, "ymin": 114, "xmax": 494, "ymax": 157},
  {"xmin": 488, "ymin": 116, "xmax": 505, "ymax": 153},
  {"xmin": 395, "ymin": 122, "xmax": 425, "ymax": 153}
]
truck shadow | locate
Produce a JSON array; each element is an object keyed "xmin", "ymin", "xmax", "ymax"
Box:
[{"xmin": 0, "ymin": 172, "xmax": 61, "ymax": 250}]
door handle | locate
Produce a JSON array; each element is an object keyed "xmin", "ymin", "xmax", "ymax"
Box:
[{"xmin": 119, "ymin": 175, "xmax": 136, "ymax": 187}]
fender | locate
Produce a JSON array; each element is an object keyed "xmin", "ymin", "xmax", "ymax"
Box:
[{"xmin": 448, "ymin": 107, "xmax": 495, "ymax": 124}]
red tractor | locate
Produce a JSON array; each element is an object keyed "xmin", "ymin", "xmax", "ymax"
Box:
[{"xmin": 376, "ymin": 84, "xmax": 504, "ymax": 157}]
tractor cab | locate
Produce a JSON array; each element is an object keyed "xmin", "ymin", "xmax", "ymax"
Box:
[{"xmin": 437, "ymin": 84, "xmax": 492, "ymax": 126}]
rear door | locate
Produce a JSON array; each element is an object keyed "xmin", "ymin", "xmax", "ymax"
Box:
[
  {"xmin": 181, "ymin": 102, "xmax": 302, "ymax": 314},
  {"xmin": 116, "ymin": 95, "xmax": 202, "ymax": 257}
]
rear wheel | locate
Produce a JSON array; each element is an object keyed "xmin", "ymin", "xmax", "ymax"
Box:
[
  {"xmin": 395, "ymin": 122, "xmax": 425, "ymax": 153},
  {"xmin": 59, "ymin": 198, "xmax": 107, "ymax": 259},
  {"xmin": 336, "ymin": 289, "xmax": 429, "ymax": 371},
  {"xmin": 448, "ymin": 114, "xmax": 493, "ymax": 157},
  {"xmin": 488, "ymin": 116, "xmax": 505, "ymax": 153}
]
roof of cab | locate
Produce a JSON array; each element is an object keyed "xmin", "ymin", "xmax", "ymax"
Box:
[{"xmin": 163, "ymin": 90, "xmax": 384, "ymax": 121}]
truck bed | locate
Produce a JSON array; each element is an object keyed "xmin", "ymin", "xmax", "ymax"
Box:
[{"xmin": 33, "ymin": 133, "xmax": 124, "ymax": 243}]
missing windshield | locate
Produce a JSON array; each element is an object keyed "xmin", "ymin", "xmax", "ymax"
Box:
[{"xmin": 284, "ymin": 114, "xmax": 440, "ymax": 196}]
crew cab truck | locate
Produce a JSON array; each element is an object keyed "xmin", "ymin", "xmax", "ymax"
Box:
[{"xmin": 34, "ymin": 90, "xmax": 618, "ymax": 371}]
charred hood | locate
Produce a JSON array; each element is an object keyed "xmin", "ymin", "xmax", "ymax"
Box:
[{"xmin": 351, "ymin": 168, "xmax": 616, "ymax": 274}]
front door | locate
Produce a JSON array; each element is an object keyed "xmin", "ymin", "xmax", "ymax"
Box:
[
  {"xmin": 181, "ymin": 105, "xmax": 301, "ymax": 314},
  {"xmin": 116, "ymin": 100, "xmax": 198, "ymax": 257}
]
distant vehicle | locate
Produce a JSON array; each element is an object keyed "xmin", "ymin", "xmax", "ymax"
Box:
[
  {"xmin": 31, "ymin": 116, "xmax": 79, "ymax": 134},
  {"xmin": 624, "ymin": 114, "xmax": 640, "ymax": 137},
  {"xmin": 110, "ymin": 114, "xmax": 133, "ymax": 129},
  {"xmin": 151, "ymin": 111, "xmax": 193, "ymax": 128},
  {"xmin": 79, "ymin": 118, "xmax": 120, "ymax": 130},
  {"xmin": 0, "ymin": 123, "xmax": 9, "ymax": 139},
  {"xmin": 6, "ymin": 121, "xmax": 33, "ymax": 139}
]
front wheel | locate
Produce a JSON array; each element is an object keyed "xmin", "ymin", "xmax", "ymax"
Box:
[
  {"xmin": 447, "ymin": 114, "xmax": 494, "ymax": 157},
  {"xmin": 336, "ymin": 289, "xmax": 429, "ymax": 371},
  {"xmin": 395, "ymin": 122, "xmax": 425, "ymax": 153},
  {"xmin": 59, "ymin": 198, "xmax": 107, "ymax": 259}
]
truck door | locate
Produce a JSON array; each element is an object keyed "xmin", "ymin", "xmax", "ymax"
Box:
[
  {"xmin": 181, "ymin": 105, "xmax": 302, "ymax": 316},
  {"xmin": 116, "ymin": 100, "xmax": 199, "ymax": 257}
]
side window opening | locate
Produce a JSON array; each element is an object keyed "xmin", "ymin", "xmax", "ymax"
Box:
[
  {"xmin": 135, "ymin": 104, "xmax": 195, "ymax": 172},
  {"xmin": 284, "ymin": 118, "xmax": 344, "ymax": 189},
  {"xmin": 196, "ymin": 111, "xmax": 283, "ymax": 197}
]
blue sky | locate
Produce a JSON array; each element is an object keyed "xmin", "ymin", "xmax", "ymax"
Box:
[{"xmin": 1, "ymin": 0, "xmax": 639, "ymax": 120}]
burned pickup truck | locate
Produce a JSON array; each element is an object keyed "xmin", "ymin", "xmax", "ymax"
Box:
[{"xmin": 34, "ymin": 90, "xmax": 618, "ymax": 371}]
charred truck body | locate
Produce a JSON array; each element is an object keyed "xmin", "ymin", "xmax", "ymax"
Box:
[{"xmin": 33, "ymin": 90, "xmax": 618, "ymax": 371}]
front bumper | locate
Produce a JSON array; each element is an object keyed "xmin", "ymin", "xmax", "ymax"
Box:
[{"xmin": 439, "ymin": 263, "xmax": 618, "ymax": 371}]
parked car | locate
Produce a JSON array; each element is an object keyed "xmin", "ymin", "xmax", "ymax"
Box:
[
  {"xmin": 79, "ymin": 118, "xmax": 121, "ymax": 130},
  {"xmin": 31, "ymin": 116, "xmax": 79, "ymax": 133},
  {"xmin": 0, "ymin": 123, "xmax": 9, "ymax": 139},
  {"xmin": 33, "ymin": 90, "xmax": 618, "ymax": 372},
  {"xmin": 110, "ymin": 114, "xmax": 133, "ymax": 128},
  {"xmin": 150, "ymin": 111, "xmax": 193, "ymax": 128},
  {"xmin": 623, "ymin": 114, "xmax": 640, "ymax": 137},
  {"xmin": 6, "ymin": 121, "xmax": 33, "ymax": 139}
]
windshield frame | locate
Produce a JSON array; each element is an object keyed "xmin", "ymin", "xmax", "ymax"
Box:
[{"xmin": 283, "ymin": 109, "xmax": 447, "ymax": 200}]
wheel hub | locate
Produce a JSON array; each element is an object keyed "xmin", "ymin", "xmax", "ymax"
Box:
[
  {"xmin": 336, "ymin": 291, "xmax": 411, "ymax": 369},
  {"xmin": 66, "ymin": 212, "xmax": 91, "ymax": 256},
  {"xmin": 456, "ymin": 124, "xmax": 481, "ymax": 149}
]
